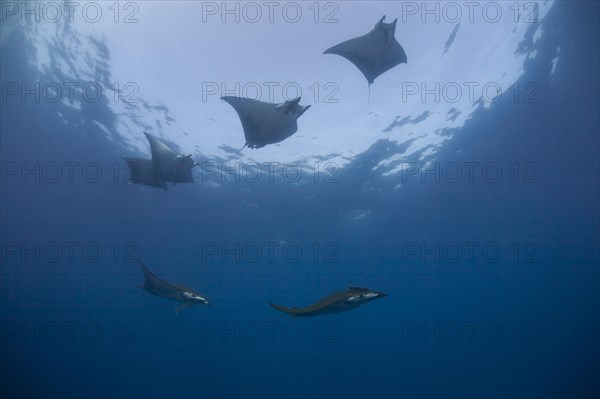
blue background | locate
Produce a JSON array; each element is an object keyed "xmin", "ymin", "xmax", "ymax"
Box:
[{"xmin": 1, "ymin": 2, "xmax": 598, "ymax": 398}]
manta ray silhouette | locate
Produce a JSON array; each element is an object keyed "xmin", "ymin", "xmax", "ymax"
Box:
[
  {"xmin": 137, "ymin": 260, "xmax": 209, "ymax": 314},
  {"xmin": 324, "ymin": 15, "xmax": 407, "ymax": 86},
  {"xmin": 123, "ymin": 132, "xmax": 198, "ymax": 190},
  {"xmin": 269, "ymin": 286, "xmax": 386, "ymax": 317},
  {"xmin": 221, "ymin": 96, "xmax": 311, "ymax": 149}
]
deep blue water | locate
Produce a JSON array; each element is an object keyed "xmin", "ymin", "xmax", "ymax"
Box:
[{"xmin": 1, "ymin": 2, "xmax": 598, "ymax": 399}]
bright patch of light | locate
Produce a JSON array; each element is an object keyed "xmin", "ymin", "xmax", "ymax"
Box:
[{"xmin": 18, "ymin": 0, "xmax": 555, "ymax": 181}]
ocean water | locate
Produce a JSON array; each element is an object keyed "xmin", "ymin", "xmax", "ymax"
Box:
[{"xmin": 0, "ymin": 2, "xmax": 598, "ymax": 399}]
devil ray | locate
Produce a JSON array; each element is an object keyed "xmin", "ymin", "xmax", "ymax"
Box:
[
  {"xmin": 123, "ymin": 132, "xmax": 198, "ymax": 190},
  {"xmin": 137, "ymin": 260, "xmax": 209, "ymax": 314},
  {"xmin": 221, "ymin": 96, "xmax": 311, "ymax": 149},
  {"xmin": 269, "ymin": 287, "xmax": 386, "ymax": 317},
  {"xmin": 324, "ymin": 16, "xmax": 407, "ymax": 86}
]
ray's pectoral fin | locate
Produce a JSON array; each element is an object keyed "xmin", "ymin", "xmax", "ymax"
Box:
[
  {"xmin": 221, "ymin": 96, "xmax": 310, "ymax": 149},
  {"xmin": 275, "ymin": 97, "xmax": 301, "ymax": 114},
  {"xmin": 269, "ymin": 301, "xmax": 299, "ymax": 316},
  {"xmin": 175, "ymin": 301, "xmax": 196, "ymax": 314}
]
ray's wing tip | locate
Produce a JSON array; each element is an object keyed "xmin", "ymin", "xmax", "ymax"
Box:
[
  {"xmin": 221, "ymin": 96, "xmax": 242, "ymax": 106},
  {"xmin": 269, "ymin": 301, "xmax": 287, "ymax": 312}
]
